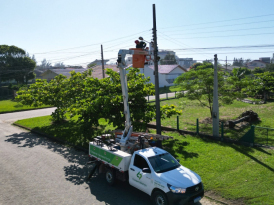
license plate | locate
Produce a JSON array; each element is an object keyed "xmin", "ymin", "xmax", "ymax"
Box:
[{"xmin": 194, "ymin": 196, "xmax": 202, "ymax": 203}]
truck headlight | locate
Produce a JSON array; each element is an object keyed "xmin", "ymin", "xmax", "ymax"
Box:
[{"xmin": 167, "ymin": 184, "xmax": 186, "ymax": 194}]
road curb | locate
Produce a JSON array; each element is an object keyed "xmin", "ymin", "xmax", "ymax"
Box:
[
  {"xmin": 12, "ymin": 122, "xmax": 88, "ymax": 153},
  {"xmin": 0, "ymin": 106, "xmax": 53, "ymax": 115}
]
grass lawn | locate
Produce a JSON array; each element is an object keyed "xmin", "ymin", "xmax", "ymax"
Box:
[
  {"xmin": 14, "ymin": 97, "xmax": 274, "ymax": 204},
  {"xmin": 0, "ymin": 99, "xmax": 51, "ymax": 113},
  {"xmin": 14, "ymin": 115, "xmax": 274, "ymax": 204},
  {"xmin": 156, "ymin": 97, "xmax": 274, "ymax": 146},
  {"xmin": 15, "ymin": 116, "xmax": 116, "ymax": 148},
  {"xmin": 159, "ymin": 85, "xmax": 183, "ymax": 94},
  {"xmin": 161, "ymin": 132, "xmax": 274, "ymax": 205}
]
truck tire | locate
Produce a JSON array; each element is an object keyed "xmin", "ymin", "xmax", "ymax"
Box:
[
  {"xmin": 105, "ymin": 168, "xmax": 116, "ymax": 186},
  {"xmin": 152, "ymin": 190, "xmax": 169, "ymax": 205}
]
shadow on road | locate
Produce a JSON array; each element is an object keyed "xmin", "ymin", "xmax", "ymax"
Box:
[
  {"xmin": 5, "ymin": 131, "xmax": 152, "ymax": 205},
  {"xmin": 5, "ymin": 131, "xmax": 203, "ymax": 205}
]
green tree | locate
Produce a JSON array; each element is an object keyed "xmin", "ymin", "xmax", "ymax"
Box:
[
  {"xmin": 252, "ymin": 67, "xmax": 265, "ymax": 74},
  {"xmin": 174, "ymin": 63, "xmax": 238, "ymax": 118},
  {"xmin": 16, "ymin": 74, "xmax": 69, "ymax": 122},
  {"xmin": 265, "ymin": 63, "xmax": 274, "ymax": 72},
  {"xmin": 16, "ymin": 68, "xmax": 181, "ymax": 138},
  {"xmin": 233, "ymin": 57, "xmax": 244, "ymax": 66},
  {"xmin": 243, "ymin": 72, "xmax": 274, "ymax": 102},
  {"xmin": 160, "ymin": 52, "xmax": 177, "ymax": 65},
  {"xmin": 69, "ymin": 68, "xmax": 181, "ymax": 132},
  {"xmin": 87, "ymin": 63, "xmax": 96, "ymax": 68},
  {"xmin": 0, "ymin": 45, "xmax": 36, "ymax": 84},
  {"xmin": 189, "ymin": 62, "xmax": 203, "ymax": 70}
]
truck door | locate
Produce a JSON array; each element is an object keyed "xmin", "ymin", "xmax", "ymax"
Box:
[{"xmin": 129, "ymin": 154, "xmax": 153, "ymax": 195}]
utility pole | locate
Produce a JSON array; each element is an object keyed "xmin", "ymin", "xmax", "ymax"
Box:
[
  {"xmin": 101, "ymin": 44, "xmax": 105, "ymax": 78},
  {"xmin": 212, "ymin": 54, "xmax": 219, "ymax": 137},
  {"xmin": 152, "ymin": 4, "xmax": 161, "ymax": 135}
]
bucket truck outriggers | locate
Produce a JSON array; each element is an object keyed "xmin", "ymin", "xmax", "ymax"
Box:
[{"xmin": 87, "ymin": 41, "xmax": 204, "ymax": 205}]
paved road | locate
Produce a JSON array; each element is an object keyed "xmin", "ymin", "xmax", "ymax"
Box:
[{"xmin": 0, "ymin": 109, "xmax": 220, "ymax": 205}]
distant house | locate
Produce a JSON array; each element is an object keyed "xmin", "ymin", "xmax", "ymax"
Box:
[
  {"xmin": 140, "ymin": 65, "xmax": 187, "ymax": 87},
  {"xmin": 91, "ymin": 65, "xmax": 119, "ymax": 79},
  {"xmin": 178, "ymin": 58, "xmax": 196, "ymax": 68},
  {"xmin": 247, "ymin": 60, "xmax": 268, "ymax": 70},
  {"xmin": 33, "ymin": 69, "xmax": 45, "ymax": 79},
  {"xmin": 220, "ymin": 65, "xmax": 241, "ymax": 72},
  {"xmin": 39, "ymin": 68, "xmax": 87, "ymax": 81},
  {"xmin": 89, "ymin": 59, "xmax": 109, "ymax": 66},
  {"xmin": 90, "ymin": 64, "xmax": 186, "ymax": 87}
]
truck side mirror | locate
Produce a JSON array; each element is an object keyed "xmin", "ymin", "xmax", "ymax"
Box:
[{"xmin": 142, "ymin": 168, "xmax": 151, "ymax": 173}]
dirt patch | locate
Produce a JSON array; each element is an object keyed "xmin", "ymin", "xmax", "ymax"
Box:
[{"xmin": 205, "ymin": 191, "xmax": 246, "ymax": 205}]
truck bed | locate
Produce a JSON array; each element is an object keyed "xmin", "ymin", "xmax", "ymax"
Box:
[{"xmin": 89, "ymin": 141, "xmax": 132, "ymax": 172}]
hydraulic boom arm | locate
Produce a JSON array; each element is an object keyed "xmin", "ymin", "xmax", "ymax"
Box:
[{"xmin": 117, "ymin": 49, "xmax": 149, "ymax": 151}]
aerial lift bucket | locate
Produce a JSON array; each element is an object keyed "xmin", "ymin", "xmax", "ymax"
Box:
[{"xmin": 129, "ymin": 48, "xmax": 146, "ymax": 68}]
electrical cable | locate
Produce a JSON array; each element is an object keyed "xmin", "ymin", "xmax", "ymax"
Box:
[
  {"xmin": 161, "ymin": 19, "xmax": 274, "ymax": 33},
  {"xmin": 164, "ymin": 26, "xmax": 274, "ymax": 36},
  {"xmin": 33, "ymin": 29, "xmax": 151, "ymax": 54},
  {"xmin": 159, "ymin": 13, "xmax": 274, "ymax": 30},
  {"xmin": 167, "ymin": 32, "xmax": 274, "ymax": 40}
]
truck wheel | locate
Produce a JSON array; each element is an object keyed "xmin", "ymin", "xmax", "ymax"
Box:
[
  {"xmin": 152, "ymin": 190, "xmax": 169, "ymax": 205},
  {"xmin": 105, "ymin": 168, "xmax": 116, "ymax": 186}
]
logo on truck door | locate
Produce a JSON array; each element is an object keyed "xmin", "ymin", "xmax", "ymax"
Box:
[{"xmin": 137, "ymin": 172, "xmax": 142, "ymax": 180}]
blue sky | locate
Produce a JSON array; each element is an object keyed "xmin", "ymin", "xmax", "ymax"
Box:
[{"xmin": 1, "ymin": 0, "xmax": 274, "ymax": 66}]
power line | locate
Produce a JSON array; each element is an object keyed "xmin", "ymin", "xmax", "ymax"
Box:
[
  {"xmin": 159, "ymin": 13, "xmax": 274, "ymax": 30},
  {"xmin": 164, "ymin": 25, "xmax": 274, "ymax": 36},
  {"xmin": 167, "ymin": 44, "xmax": 274, "ymax": 51},
  {"xmin": 161, "ymin": 19, "xmax": 274, "ymax": 33},
  {"xmin": 162, "ymin": 32, "xmax": 274, "ymax": 40},
  {"xmin": 157, "ymin": 31, "xmax": 212, "ymax": 58},
  {"xmin": 175, "ymin": 51, "xmax": 274, "ymax": 55},
  {"xmin": 33, "ymin": 29, "xmax": 151, "ymax": 54}
]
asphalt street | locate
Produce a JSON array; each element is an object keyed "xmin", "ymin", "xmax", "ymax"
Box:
[{"xmin": 0, "ymin": 108, "xmax": 220, "ymax": 205}]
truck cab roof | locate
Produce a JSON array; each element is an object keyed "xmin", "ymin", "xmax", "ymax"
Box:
[{"xmin": 135, "ymin": 147, "xmax": 167, "ymax": 159}]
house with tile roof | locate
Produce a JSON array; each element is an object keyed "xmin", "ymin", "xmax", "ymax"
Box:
[
  {"xmin": 246, "ymin": 60, "xmax": 268, "ymax": 70},
  {"xmin": 39, "ymin": 68, "xmax": 88, "ymax": 81},
  {"xmin": 90, "ymin": 64, "xmax": 187, "ymax": 87},
  {"xmin": 91, "ymin": 65, "xmax": 119, "ymax": 79},
  {"xmin": 140, "ymin": 64, "xmax": 187, "ymax": 87}
]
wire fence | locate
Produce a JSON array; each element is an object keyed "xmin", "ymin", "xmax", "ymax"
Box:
[
  {"xmin": 254, "ymin": 126, "xmax": 274, "ymax": 146},
  {"xmin": 146, "ymin": 91, "xmax": 185, "ymax": 103}
]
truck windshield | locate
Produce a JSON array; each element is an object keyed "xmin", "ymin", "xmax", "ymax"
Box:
[{"xmin": 148, "ymin": 153, "xmax": 180, "ymax": 173}]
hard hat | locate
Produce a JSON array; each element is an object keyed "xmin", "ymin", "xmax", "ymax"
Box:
[{"xmin": 135, "ymin": 40, "xmax": 140, "ymax": 44}]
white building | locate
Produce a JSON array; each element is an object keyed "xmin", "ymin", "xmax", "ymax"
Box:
[
  {"xmin": 178, "ymin": 58, "xmax": 196, "ymax": 68},
  {"xmin": 247, "ymin": 60, "xmax": 268, "ymax": 70},
  {"xmin": 158, "ymin": 50, "xmax": 176, "ymax": 64},
  {"xmin": 139, "ymin": 65, "xmax": 187, "ymax": 87}
]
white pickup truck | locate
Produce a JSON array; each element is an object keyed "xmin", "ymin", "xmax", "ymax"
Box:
[
  {"xmin": 88, "ymin": 138, "xmax": 204, "ymax": 205},
  {"xmin": 87, "ymin": 46, "xmax": 204, "ymax": 205}
]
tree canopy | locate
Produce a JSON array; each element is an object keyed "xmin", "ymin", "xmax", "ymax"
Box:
[
  {"xmin": 174, "ymin": 62, "xmax": 239, "ymax": 117},
  {"xmin": 243, "ymin": 72, "xmax": 274, "ymax": 101},
  {"xmin": 160, "ymin": 52, "xmax": 177, "ymax": 65},
  {"xmin": 0, "ymin": 45, "xmax": 36, "ymax": 84},
  {"xmin": 16, "ymin": 68, "xmax": 181, "ymax": 139}
]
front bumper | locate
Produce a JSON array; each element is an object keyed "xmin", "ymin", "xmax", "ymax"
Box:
[{"xmin": 166, "ymin": 187, "xmax": 204, "ymax": 205}]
